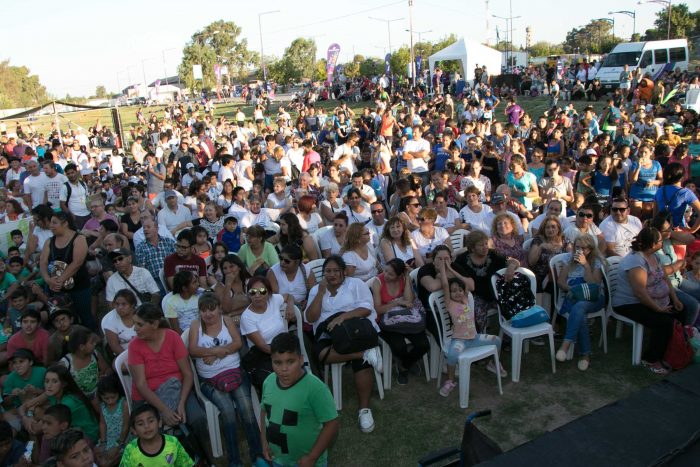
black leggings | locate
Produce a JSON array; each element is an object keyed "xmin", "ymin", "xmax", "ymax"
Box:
[
  {"xmin": 380, "ymin": 330, "xmax": 430, "ymax": 371},
  {"xmin": 613, "ymin": 304, "xmax": 680, "ymax": 363}
]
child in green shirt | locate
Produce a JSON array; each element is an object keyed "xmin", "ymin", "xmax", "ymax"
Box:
[
  {"xmin": 260, "ymin": 334, "xmax": 339, "ymax": 467},
  {"xmin": 120, "ymin": 403, "xmax": 193, "ymax": 467},
  {"xmin": 2, "ymin": 348, "xmax": 45, "ymax": 410}
]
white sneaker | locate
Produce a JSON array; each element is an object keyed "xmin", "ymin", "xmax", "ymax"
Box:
[
  {"xmin": 358, "ymin": 408, "xmax": 375, "ymax": 433},
  {"xmin": 362, "ymin": 347, "xmax": 383, "ymax": 374},
  {"xmin": 486, "ymin": 360, "xmax": 508, "ymax": 378}
]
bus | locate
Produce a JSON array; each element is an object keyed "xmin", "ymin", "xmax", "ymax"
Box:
[{"xmin": 597, "ymin": 39, "xmax": 688, "ymax": 90}]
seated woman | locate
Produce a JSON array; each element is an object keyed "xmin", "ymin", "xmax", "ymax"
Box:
[
  {"xmin": 410, "ymin": 207, "xmax": 451, "ymax": 263},
  {"xmin": 649, "ymin": 213, "xmax": 700, "ymax": 326},
  {"xmin": 396, "ymin": 196, "xmax": 422, "ymax": 232},
  {"xmin": 276, "ymin": 212, "xmax": 319, "ymax": 261},
  {"xmin": 563, "ymin": 204, "xmax": 606, "ymax": 249},
  {"xmin": 216, "ymin": 254, "xmax": 252, "ymax": 321},
  {"xmin": 101, "ymin": 289, "xmax": 137, "ymax": 358},
  {"xmin": 127, "ymin": 303, "xmax": 208, "ymax": 441},
  {"xmin": 612, "ymin": 227, "xmax": 685, "ymax": 375},
  {"xmin": 554, "ymin": 234, "xmax": 606, "ymax": 371},
  {"xmin": 305, "ymin": 255, "xmax": 383, "ymax": 434},
  {"xmin": 343, "ymin": 187, "xmax": 372, "ymax": 225},
  {"xmin": 417, "ymin": 245, "xmax": 475, "ymax": 338},
  {"xmin": 342, "ymin": 223, "xmax": 379, "ymax": 282},
  {"xmin": 529, "ymin": 199, "xmax": 570, "ymax": 238},
  {"xmin": 238, "ymin": 225, "xmax": 279, "ymax": 277},
  {"xmin": 452, "ymin": 231, "xmax": 519, "ymax": 332},
  {"xmin": 319, "ymin": 183, "xmax": 344, "ymax": 225},
  {"xmin": 239, "ymin": 276, "xmax": 294, "ymax": 392},
  {"xmin": 296, "ymin": 195, "xmax": 325, "ymax": 234},
  {"xmin": 267, "ymin": 245, "xmax": 316, "ymax": 311},
  {"xmin": 370, "ymin": 258, "xmax": 429, "ymax": 385},
  {"xmin": 527, "ymin": 216, "xmax": 566, "ymax": 294},
  {"xmin": 188, "ymin": 292, "xmax": 265, "ymax": 467},
  {"xmin": 490, "ymin": 212, "xmax": 526, "ymax": 265},
  {"xmin": 379, "ymin": 216, "xmax": 424, "ymax": 270},
  {"xmin": 320, "ymin": 212, "xmax": 348, "ymax": 258}
]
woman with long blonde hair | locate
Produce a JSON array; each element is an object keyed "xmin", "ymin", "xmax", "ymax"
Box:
[{"xmin": 341, "ymin": 223, "xmax": 379, "ymax": 282}]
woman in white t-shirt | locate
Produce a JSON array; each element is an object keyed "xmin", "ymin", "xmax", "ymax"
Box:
[
  {"xmin": 379, "ymin": 216, "xmax": 424, "ymax": 269},
  {"xmin": 101, "ymin": 289, "xmax": 137, "ymax": 356},
  {"xmin": 411, "ymin": 207, "xmax": 451, "ymax": 261},
  {"xmin": 342, "ymin": 223, "xmax": 379, "ymax": 282},
  {"xmin": 163, "ymin": 271, "xmax": 203, "ymax": 334},
  {"xmin": 233, "ymin": 149, "xmax": 254, "ymax": 191},
  {"xmin": 297, "ymin": 195, "xmax": 324, "ymax": 234},
  {"xmin": 344, "ymin": 187, "xmax": 372, "ymax": 225},
  {"xmin": 267, "ymin": 245, "xmax": 316, "ymax": 309},
  {"xmin": 239, "ymin": 276, "xmax": 294, "ymax": 390},
  {"xmin": 320, "ymin": 212, "xmax": 348, "ymax": 258},
  {"xmin": 109, "ymin": 149, "xmax": 124, "ymax": 176}
]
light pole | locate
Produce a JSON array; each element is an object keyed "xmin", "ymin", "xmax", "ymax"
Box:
[
  {"xmin": 595, "ymin": 18, "xmax": 615, "ymax": 45},
  {"xmin": 493, "ymin": 13, "xmax": 520, "ymax": 69},
  {"xmin": 609, "ymin": 10, "xmax": 636, "ymax": 38},
  {"xmin": 369, "ymin": 16, "xmax": 404, "ymax": 56},
  {"xmin": 638, "ymin": 0, "xmax": 671, "ymax": 40},
  {"xmin": 258, "ymin": 10, "xmax": 280, "ymax": 82}
]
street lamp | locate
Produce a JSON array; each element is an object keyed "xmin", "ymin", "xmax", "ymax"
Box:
[
  {"xmin": 609, "ymin": 10, "xmax": 637, "ymax": 38},
  {"xmin": 258, "ymin": 10, "xmax": 280, "ymax": 82},
  {"xmin": 595, "ymin": 17, "xmax": 615, "ymax": 44},
  {"xmin": 638, "ymin": 0, "xmax": 671, "ymax": 40},
  {"xmin": 493, "ymin": 13, "xmax": 521, "ymax": 70},
  {"xmin": 369, "ymin": 16, "xmax": 404, "ymax": 56}
]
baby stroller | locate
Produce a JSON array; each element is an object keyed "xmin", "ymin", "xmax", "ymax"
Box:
[{"xmin": 418, "ymin": 411, "xmax": 502, "ymax": 467}]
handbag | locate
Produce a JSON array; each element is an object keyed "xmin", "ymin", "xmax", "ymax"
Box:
[
  {"xmin": 379, "ymin": 297, "xmax": 426, "ymax": 334},
  {"xmin": 206, "ymin": 367, "xmax": 243, "ymax": 392},
  {"xmin": 663, "ymin": 320, "xmax": 694, "ymax": 370},
  {"xmin": 118, "ymin": 272, "xmax": 152, "ymax": 304},
  {"xmin": 241, "ymin": 346, "xmax": 273, "ymax": 389},
  {"xmin": 567, "ymin": 283, "xmax": 601, "ymax": 302},
  {"xmin": 328, "ymin": 315, "xmax": 378, "ymax": 355},
  {"xmin": 510, "ymin": 305, "xmax": 549, "ymax": 328}
]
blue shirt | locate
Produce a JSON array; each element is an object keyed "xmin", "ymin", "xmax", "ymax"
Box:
[
  {"xmin": 629, "ymin": 160, "xmax": 661, "ymax": 202},
  {"xmin": 654, "ymin": 185, "xmax": 698, "ymax": 228}
]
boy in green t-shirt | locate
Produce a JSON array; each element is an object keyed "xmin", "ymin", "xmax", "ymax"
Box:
[
  {"xmin": 2, "ymin": 348, "xmax": 45, "ymax": 410},
  {"xmin": 120, "ymin": 403, "xmax": 193, "ymax": 467},
  {"xmin": 260, "ymin": 334, "xmax": 339, "ymax": 467}
]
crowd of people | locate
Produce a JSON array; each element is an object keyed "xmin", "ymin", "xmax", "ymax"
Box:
[{"xmin": 0, "ymin": 57, "xmax": 697, "ymax": 466}]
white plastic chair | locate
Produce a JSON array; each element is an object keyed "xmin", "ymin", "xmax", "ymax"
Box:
[
  {"xmin": 606, "ymin": 256, "xmax": 644, "ymax": 365},
  {"xmin": 180, "ymin": 330, "xmax": 224, "ymax": 458},
  {"xmin": 312, "ymin": 225, "xmax": 333, "ymax": 257},
  {"xmin": 159, "ymin": 269, "xmax": 168, "ymax": 292},
  {"xmin": 449, "ymin": 229, "xmax": 470, "ymax": 251},
  {"xmin": 428, "ymin": 290, "xmax": 503, "ymax": 408},
  {"xmin": 490, "ymin": 267, "xmax": 557, "ymax": 382},
  {"xmin": 114, "ymin": 351, "xmax": 132, "ymax": 413},
  {"xmin": 306, "ymin": 258, "xmax": 325, "ymax": 282},
  {"xmin": 324, "ymin": 352, "xmax": 384, "ymax": 411},
  {"xmin": 549, "ymin": 253, "xmax": 608, "ymax": 358}
]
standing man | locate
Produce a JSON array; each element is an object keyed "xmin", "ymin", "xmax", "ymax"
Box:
[
  {"xmin": 22, "ymin": 160, "xmax": 47, "ymax": 210},
  {"xmin": 145, "ymin": 152, "xmax": 165, "ymax": 201},
  {"xmin": 402, "ymin": 126, "xmax": 431, "ymax": 187},
  {"xmin": 41, "ymin": 159, "xmax": 68, "ymax": 210},
  {"xmin": 59, "ymin": 163, "xmax": 90, "ymax": 229},
  {"xmin": 134, "ymin": 216, "xmax": 176, "ymax": 294}
]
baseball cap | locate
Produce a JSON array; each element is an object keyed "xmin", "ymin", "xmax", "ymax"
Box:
[
  {"xmin": 165, "ymin": 190, "xmax": 177, "ymax": 198},
  {"xmin": 186, "ymin": 162, "xmax": 195, "ymax": 170},
  {"xmin": 9, "ymin": 348, "xmax": 35, "ymax": 362},
  {"xmin": 108, "ymin": 248, "xmax": 132, "ymax": 259},
  {"xmin": 585, "ymin": 148, "xmax": 598, "ymax": 156},
  {"xmin": 491, "ymin": 193, "xmax": 506, "ymax": 204}
]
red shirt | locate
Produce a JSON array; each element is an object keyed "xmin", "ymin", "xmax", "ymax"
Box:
[
  {"xmin": 163, "ymin": 253, "xmax": 206, "ymax": 280},
  {"xmin": 127, "ymin": 329, "xmax": 186, "ymax": 400},
  {"xmin": 8, "ymin": 328, "xmax": 50, "ymax": 365}
]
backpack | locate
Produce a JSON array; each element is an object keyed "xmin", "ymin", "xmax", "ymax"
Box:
[
  {"xmin": 663, "ymin": 321, "xmax": 694, "ymax": 370},
  {"xmin": 63, "ymin": 181, "xmax": 87, "ymax": 205},
  {"xmin": 495, "ymin": 272, "xmax": 536, "ymax": 321}
]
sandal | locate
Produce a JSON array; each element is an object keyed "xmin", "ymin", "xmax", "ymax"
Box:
[{"xmin": 643, "ymin": 361, "xmax": 670, "ymax": 375}]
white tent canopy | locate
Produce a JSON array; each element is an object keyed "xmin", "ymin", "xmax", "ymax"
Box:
[{"xmin": 428, "ymin": 38, "xmax": 502, "ymax": 81}]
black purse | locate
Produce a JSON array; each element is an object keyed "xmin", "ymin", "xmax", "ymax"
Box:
[
  {"xmin": 328, "ymin": 315, "xmax": 378, "ymax": 355},
  {"xmin": 118, "ymin": 272, "xmax": 153, "ymax": 304}
]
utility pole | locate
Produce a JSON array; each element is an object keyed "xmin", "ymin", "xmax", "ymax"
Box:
[
  {"xmin": 258, "ymin": 10, "xmax": 280, "ymax": 82},
  {"xmin": 408, "ymin": 0, "xmax": 415, "ymax": 87}
]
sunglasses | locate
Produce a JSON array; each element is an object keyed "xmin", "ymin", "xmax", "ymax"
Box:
[
  {"xmin": 611, "ymin": 207, "xmax": 627, "ymax": 212},
  {"xmin": 372, "ymin": 209, "xmax": 384, "ymax": 214},
  {"xmin": 281, "ymin": 257, "xmax": 295, "ymax": 264},
  {"xmin": 249, "ymin": 287, "xmax": 268, "ymax": 296},
  {"xmin": 577, "ymin": 212, "xmax": 594, "ymax": 218}
]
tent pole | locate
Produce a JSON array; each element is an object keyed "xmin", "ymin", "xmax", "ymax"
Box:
[{"xmin": 54, "ymin": 102, "xmax": 62, "ymax": 145}]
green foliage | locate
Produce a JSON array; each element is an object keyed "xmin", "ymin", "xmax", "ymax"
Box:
[
  {"xmin": 280, "ymin": 38, "xmax": 318, "ymax": 83},
  {"xmin": 95, "ymin": 86, "xmax": 107, "ymax": 98},
  {"xmin": 0, "ymin": 60, "xmax": 48, "ymax": 108},
  {"xmin": 389, "ymin": 46, "xmax": 411, "ymax": 77},
  {"xmin": 343, "ymin": 61, "xmax": 361, "ymax": 79},
  {"xmin": 178, "ymin": 20, "xmax": 258, "ymax": 92},
  {"xmin": 643, "ymin": 3, "xmax": 698, "ymax": 40},
  {"xmin": 492, "ymin": 40, "xmax": 510, "ymax": 52},
  {"xmin": 528, "ymin": 41, "xmax": 565, "ymax": 57},
  {"xmin": 359, "ymin": 57, "xmax": 384, "ymax": 77},
  {"xmin": 563, "ymin": 20, "xmax": 614, "ymax": 54},
  {"xmin": 315, "ymin": 58, "xmax": 327, "ymax": 82}
]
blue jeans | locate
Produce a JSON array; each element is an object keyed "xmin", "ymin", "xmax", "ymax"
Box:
[
  {"xmin": 677, "ymin": 282, "xmax": 700, "ymax": 327},
  {"xmin": 446, "ymin": 334, "xmax": 501, "ymax": 366},
  {"xmin": 561, "ymin": 296, "xmax": 605, "ymax": 356},
  {"xmin": 200, "ymin": 375, "xmax": 262, "ymax": 467},
  {"xmin": 673, "ymin": 287, "xmax": 700, "ymax": 327}
]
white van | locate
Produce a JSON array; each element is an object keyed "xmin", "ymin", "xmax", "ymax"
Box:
[{"xmin": 597, "ymin": 39, "xmax": 688, "ymax": 90}]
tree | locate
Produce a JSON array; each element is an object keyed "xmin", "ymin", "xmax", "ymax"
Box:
[
  {"xmin": 95, "ymin": 86, "xmax": 107, "ymax": 98},
  {"xmin": 563, "ymin": 20, "xmax": 614, "ymax": 54},
  {"xmin": 0, "ymin": 60, "xmax": 48, "ymax": 108},
  {"xmin": 528, "ymin": 41, "xmax": 565, "ymax": 57},
  {"xmin": 360, "ymin": 57, "xmax": 384, "ymax": 77},
  {"xmin": 643, "ymin": 3, "xmax": 697, "ymax": 40},
  {"xmin": 178, "ymin": 20, "xmax": 258, "ymax": 91},
  {"xmin": 279, "ymin": 38, "xmax": 317, "ymax": 83},
  {"xmin": 389, "ymin": 46, "xmax": 411, "ymax": 77},
  {"xmin": 314, "ymin": 58, "xmax": 327, "ymax": 82}
]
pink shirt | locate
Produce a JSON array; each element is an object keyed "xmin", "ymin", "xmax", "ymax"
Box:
[
  {"xmin": 7, "ymin": 328, "xmax": 50, "ymax": 365},
  {"xmin": 447, "ymin": 300, "xmax": 477, "ymax": 340},
  {"xmin": 127, "ymin": 329, "xmax": 186, "ymax": 400}
]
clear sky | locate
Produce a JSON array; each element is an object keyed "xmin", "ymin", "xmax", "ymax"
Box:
[{"xmin": 0, "ymin": 0, "xmax": 661, "ymax": 97}]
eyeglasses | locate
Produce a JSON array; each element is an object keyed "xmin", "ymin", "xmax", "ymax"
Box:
[
  {"xmin": 409, "ymin": 203, "xmax": 420, "ymax": 207},
  {"xmin": 577, "ymin": 212, "xmax": 594, "ymax": 218},
  {"xmin": 611, "ymin": 207, "xmax": 627, "ymax": 212},
  {"xmin": 371, "ymin": 209, "xmax": 384, "ymax": 214},
  {"xmin": 249, "ymin": 287, "xmax": 268, "ymax": 296},
  {"xmin": 176, "ymin": 243, "xmax": 191, "ymax": 250}
]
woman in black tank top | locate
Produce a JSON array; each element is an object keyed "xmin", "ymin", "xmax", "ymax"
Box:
[{"xmin": 40, "ymin": 210, "xmax": 95, "ymax": 330}]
